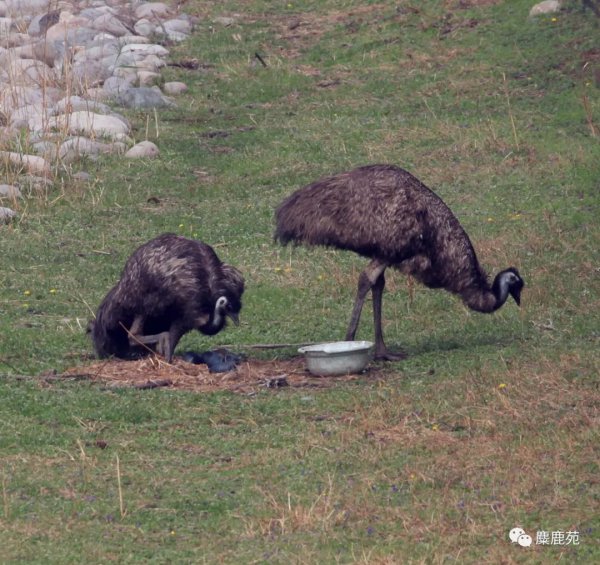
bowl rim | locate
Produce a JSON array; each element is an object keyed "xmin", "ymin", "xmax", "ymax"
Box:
[{"xmin": 298, "ymin": 340, "xmax": 374, "ymax": 356}]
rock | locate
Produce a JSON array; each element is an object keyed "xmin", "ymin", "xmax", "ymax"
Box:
[
  {"xmin": 103, "ymin": 74, "xmax": 137, "ymax": 96},
  {"xmin": 59, "ymin": 136, "xmax": 124, "ymax": 163},
  {"xmin": 213, "ymin": 16, "xmax": 236, "ymax": 27},
  {"xmin": 31, "ymin": 140, "xmax": 58, "ymax": 159},
  {"xmin": 52, "ymin": 95, "xmax": 112, "ymax": 116},
  {"xmin": 120, "ymin": 43, "xmax": 169, "ymax": 58},
  {"xmin": 163, "ymin": 81, "xmax": 188, "ymax": 95},
  {"xmin": 134, "ymin": 18, "xmax": 154, "ymax": 37},
  {"xmin": 18, "ymin": 174, "xmax": 54, "ymax": 193},
  {"xmin": 114, "ymin": 87, "xmax": 175, "ymax": 109},
  {"xmin": 72, "ymin": 171, "xmax": 92, "ymax": 182},
  {"xmin": 0, "ymin": 151, "xmax": 50, "ymax": 175},
  {"xmin": 138, "ymin": 70, "xmax": 162, "ymax": 86},
  {"xmin": 90, "ymin": 13, "xmax": 131, "ymax": 36},
  {"xmin": 529, "ymin": 1, "xmax": 561, "ymax": 17},
  {"xmin": 9, "ymin": 103, "xmax": 46, "ymax": 131},
  {"xmin": 5, "ymin": 0, "xmax": 51, "ymax": 17},
  {"xmin": 125, "ymin": 140, "xmax": 159, "ymax": 158},
  {"xmin": 134, "ymin": 2, "xmax": 172, "ymax": 20},
  {"xmin": 0, "ymin": 17, "xmax": 13, "ymax": 39},
  {"xmin": 49, "ymin": 111, "xmax": 130, "ymax": 140},
  {"xmin": 0, "ymin": 206, "xmax": 16, "ymax": 223},
  {"xmin": 0, "ymin": 184, "xmax": 21, "ymax": 198}
]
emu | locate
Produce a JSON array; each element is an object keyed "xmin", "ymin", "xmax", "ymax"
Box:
[
  {"xmin": 90, "ymin": 233, "xmax": 244, "ymax": 363},
  {"xmin": 274, "ymin": 164, "xmax": 524, "ymax": 360}
]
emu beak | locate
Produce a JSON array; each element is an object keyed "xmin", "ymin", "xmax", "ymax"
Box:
[
  {"xmin": 510, "ymin": 283, "xmax": 523, "ymax": 306},
  {"xmin": 228, "ymin": 312, "xmax": 240, "ymax": 326}
]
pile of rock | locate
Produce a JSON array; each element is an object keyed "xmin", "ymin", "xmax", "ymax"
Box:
[{"xmin": 0, "ymin": 0, "xmax": 195, "ymax": 221}]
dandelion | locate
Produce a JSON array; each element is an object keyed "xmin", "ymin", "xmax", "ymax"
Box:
[
  {"xmin": 431, "ymin": 423, "xmax": 439, "ymax": 431},
  {"xmin": 498, "ymin": 383, "xmax": 507, "ymax": 390},
  {"xmin": 23, "ymin": 290, "xmax": 31, "ymax": 296},
  {"xmin": 551, "ymin": 17, "xmax": 557, "ymax": 22},
  {"xmin": 487, "ymin": 217, "xmax": 494, "ymax": 223},
  {"xmin": 22, "ymin": 303, "xmax": 29, "ymax": 308},
  {"xmin": 49, "ymin": 288, "xmax": 57, "ymax": 294},
  {"xmin": 178, "ymin": 223, "xmax": 184, "ymax": 229},
  {"xmin": 274, "ymin": 267, "xmax": 283, "ymax": 273}
]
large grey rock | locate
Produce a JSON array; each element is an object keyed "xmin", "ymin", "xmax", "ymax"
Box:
[
  {"xmin": 134, "ymin": 2, "xmax": 172, "ymax": 20},
  {"xmin": 90, "ymin": 13, "xmax": 131, "ymax": 36},
  {"xmin": 49, "ymin": 111, "xmax": 130, "ymax": 140}
]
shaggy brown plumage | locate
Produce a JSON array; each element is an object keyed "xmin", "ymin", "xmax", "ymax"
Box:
[
  {"xmin": 274, "ymin": 164, "xmax": 524, "ymax": 360},
  {"xmin": 90, "ymin": 233, "xmax": 244, "ymax": 363}
]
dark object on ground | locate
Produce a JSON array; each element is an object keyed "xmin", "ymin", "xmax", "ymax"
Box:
[
  {"xmin": 90, "ymin": 233, "xmax": 244, "ymax": 363},
  {"xmin": 181, "ymin": 349, "xmax": 243, "ymax": 373},
  {"xmin": 274, "ymin": 164, "xmax": 524, "ymax": 360}
]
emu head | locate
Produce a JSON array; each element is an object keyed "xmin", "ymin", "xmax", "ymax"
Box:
[
  {"xmin": 214, "ymin": 295, "xmax": 241, "ymax": 326},
  {"xmin": 499, "ymin": 267, "xmax": 524, "ymax": 306},
  {"xmin": 208, "ymin": 264, "xmax": 244, "ymax": 329}
]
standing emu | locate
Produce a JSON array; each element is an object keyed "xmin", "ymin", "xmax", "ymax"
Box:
[
  {"xmin": 90, "ymin": 233, "xmax": 244, "ymax": 363},
  {"xmin": 274, "ymin": 164, "xmax": 524, "ymax": 360}
]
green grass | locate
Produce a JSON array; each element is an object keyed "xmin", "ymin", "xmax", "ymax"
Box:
[{"xmin": 1, "ymin": 0, "xmax": 599, "ymax": 562}]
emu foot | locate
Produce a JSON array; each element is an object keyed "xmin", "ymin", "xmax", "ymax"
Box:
[{"xmin": 374, "ymin": 346, "xmax": 407, "ymax": 362}]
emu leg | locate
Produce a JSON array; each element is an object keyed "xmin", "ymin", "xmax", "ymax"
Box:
[
  {"xmin": 371, "ymin": 273, "xmax": 406, "ymax": 361},
  {"xmin": 127, "ymin": 315, "xmax": 171, "ymax": 356},
  {"xmin": 160, "ymin": 324, "xmax": 187, "ymax": 364},
  {"xmin": 345, "ymin": 259, "xmax": 387, "ymax": 341}
]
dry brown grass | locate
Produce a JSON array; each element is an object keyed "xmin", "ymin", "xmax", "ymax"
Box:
[{"xmin": 58, "ymin": 355, "xmax": 373, "ymax": 393}]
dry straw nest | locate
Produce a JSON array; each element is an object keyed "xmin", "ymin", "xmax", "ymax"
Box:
[{"xmin": 58, "ymin": 355, "xmax": 366, "ymax": 394}]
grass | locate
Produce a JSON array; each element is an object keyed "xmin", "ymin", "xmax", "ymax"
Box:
[{"xmin": 1, "ymin": 0, "xmax": 599, "ymax": 562}]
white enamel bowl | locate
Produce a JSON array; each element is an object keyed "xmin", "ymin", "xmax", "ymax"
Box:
[{"xmin": 298, "ymin": 341, "xmax": 374, "ymax": 376}]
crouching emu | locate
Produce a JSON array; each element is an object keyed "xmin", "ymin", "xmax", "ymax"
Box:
[
  {"xmin": 274, "ymin": 164, "xmax": 524, "ymax": 360},
  {"xmin": 90, "ymin": 233, "xmax": 245, "ymax": 363}
]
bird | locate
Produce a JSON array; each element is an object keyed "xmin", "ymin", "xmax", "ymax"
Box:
[
  {"xmin": 274, "ymin": 164, "xmax": 524, "ymax": 360},
  {"xmin": 90, "ymin": 233, "xmax": 245, "ymax": 363}
]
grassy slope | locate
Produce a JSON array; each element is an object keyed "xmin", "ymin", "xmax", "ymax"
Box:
[{"xmin": 0, "ymin": 0, "xmax": 598, "ymax": 562}]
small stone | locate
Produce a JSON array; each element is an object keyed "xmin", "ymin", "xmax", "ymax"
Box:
[
  {"xmin": 0, "ymin": 151, "xmax": 50, "ymax": 175},
  {"xmin": 213, "ymin": 16, "xmax": 236, "ymax": 27},
  {"xmin": 72, "ymin": 171, "xmax": 92, "ymax": 182},
  {"xmin": 0, "ymin": 206, "xmax": 16, "ymax": 223},
  {"xmin": 529, "ymin": 0, "xmax": 561, "ymax": 17},
  {"xmin": 163, "ymin": 81, "xmax": 187, "ymax": 95},
  {"xmin": 125, "ymin": 140, "xmax": 160, "ymax": 159},
  {"xmin": 0, "ymin": 184, "xmax": 22, "ymax": 198}
]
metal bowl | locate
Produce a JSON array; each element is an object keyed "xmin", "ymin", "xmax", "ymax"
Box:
[{"xmin": 298, "ymin": 341, "xmax": 374, "ymax": 376}]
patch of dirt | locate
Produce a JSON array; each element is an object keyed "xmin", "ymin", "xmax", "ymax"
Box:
[
  {"xmin": 268, "ymin": 3, "xmax": 388, "ymax": 59},
  {"xmin": 58, "ymin": 356, "xmax": 367, "ymax": 394}
]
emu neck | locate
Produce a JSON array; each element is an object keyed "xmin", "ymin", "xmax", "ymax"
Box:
[{"xmin": 461, "ymin": 272, "xmax": 509, "ymax": 313}]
